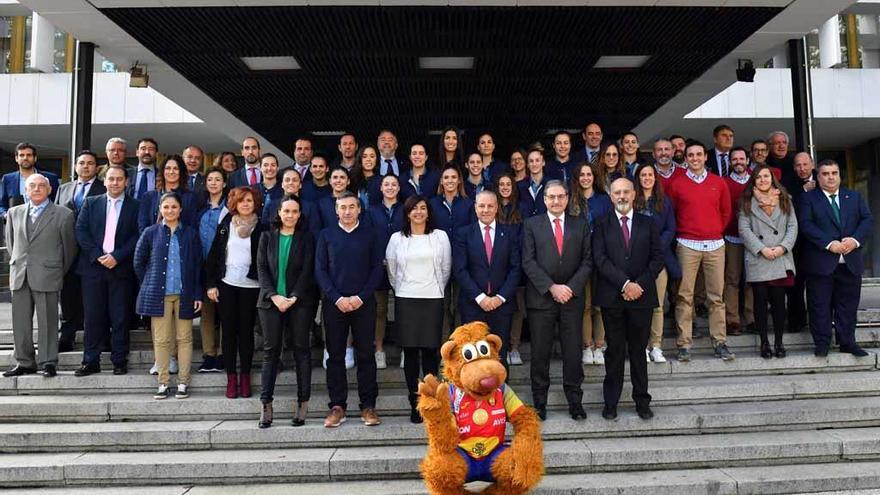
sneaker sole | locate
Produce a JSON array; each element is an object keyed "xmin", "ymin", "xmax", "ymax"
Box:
[
  {"xmin": 324, "ymin": 417, "xmax": 347, "ymax": 428},
  {"xmin": 175, "ymin": 395, "xmax": 189, "ymax": 399},
  {"xmin": 153, "ymin": 395, "xmax": 168, "ymax": 400},
  {"xmin": 362, "ymin": 419, "xmax": 381, "ymax": 426}
]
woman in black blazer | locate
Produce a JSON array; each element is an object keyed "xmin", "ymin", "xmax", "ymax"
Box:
[{"xmin": 256, "ymin": 194, "xmax": 316, "ymax": 428}]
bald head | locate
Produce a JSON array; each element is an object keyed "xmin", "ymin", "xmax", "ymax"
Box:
[
  {"xmin": 610, "ymin": 177, "xmax": 635, "ymax": 215},
  {"xmin": 794, "ymin": 152, "xmax": 815, "ymax": 180}
]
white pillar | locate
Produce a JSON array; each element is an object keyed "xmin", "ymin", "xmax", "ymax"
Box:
[
  {"xmin": 819, "ymin": 15, "xmax": 842, "ymax": 68},
  {"xmin": 28, "ymin": 13, "xmax": 56, "ymax": 73}
]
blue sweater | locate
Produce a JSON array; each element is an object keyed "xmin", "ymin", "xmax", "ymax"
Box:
[
  {"xmin": 636, "ymin": 196, "xmax": 681, "ymax": 279},
  {"xmin": 317, "ymin": 195, "xmax": 372, "ymax": 231},
  {"xmin": 367, "ymin": 201, "xmax": 405, "ymax": 291},
  {"xmin": 517, "ymin": 177, "xmax": 550, "ymax": 219},
  {"xmin": 133, "ymin": 223, "xmax": 202, "ymax": 319},
  {"xmin": 429, "ymin": 195, "xmax": 476, "ymax": 240},
  {"xmin": 400, "ymin": 168, "xmax": 441, "ymax": 202},
  {"xmin": 583, "ymin": 193, "xmax": 613, "ymax": 231},
  {"xmin": 300, "ymin": 181, "xmax": 331, "ymax": 204},
  {"xmin": 315, "ymin": 224, "xmax": 384, "ymax": 302}
]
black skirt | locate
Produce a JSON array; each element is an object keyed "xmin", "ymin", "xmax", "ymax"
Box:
[{"xmin": 395, "ymin": 296, "xmax": 444, "ymax": 348}]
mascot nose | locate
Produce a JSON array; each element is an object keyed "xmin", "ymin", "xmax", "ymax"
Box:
[{"xmin": 479, "ymin": 376, "xmax": 498, "ymax": 391}]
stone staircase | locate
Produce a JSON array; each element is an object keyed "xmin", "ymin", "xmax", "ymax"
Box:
[{"xmin": 2, "ymin": 307, "xmax": 880, "ymax": 493}]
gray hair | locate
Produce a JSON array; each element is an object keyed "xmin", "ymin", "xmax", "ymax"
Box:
[
  {"xmin": 767, "ymin": 131, "xmax": 789, "ymax": 144},
  {"xmin": 475, "ymin": 190, "xmax": 498, "ymax": 203},
  {"xmin": 106, "ymin": 137, "xmax": 127, "ymax": 148},
  {"xmin": 543, "ymin": 179, "xmax": 568, "ymax": 196},
  {"xmin": 24, "ymin": 173, "xmax": 49, "ymax": 188}
]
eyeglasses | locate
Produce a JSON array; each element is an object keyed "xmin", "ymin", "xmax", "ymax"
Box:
[{"xmin": 545, "ymin": 194, "xmax": 568, "ymax": 201}]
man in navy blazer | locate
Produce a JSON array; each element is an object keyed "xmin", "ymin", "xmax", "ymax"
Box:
[
  {"xmin": 74, "ymin": 166, "xmax": 141, "ymax": 376},
  {"xmin": 797, "ymin": 159, "xmax": 873, "ymax": 357},
  {"xmin": 0, "ymin": 143, "xmax": 60, "ymax": 219},
  {"xmin": 228, "ymin": 137, "xmax": 263, "ymax": 188},
  {"xmin": 453, "ymin": 191, "xmax": 521, "ymax": 366}
]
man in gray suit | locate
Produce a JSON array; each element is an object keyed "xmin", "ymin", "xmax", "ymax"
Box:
[{"xmin": 3, "ymin": 174, "xmax": 78, "ymax": 377}]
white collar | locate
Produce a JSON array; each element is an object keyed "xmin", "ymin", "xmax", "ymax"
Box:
[
  {"xmin": 547, "ymin": 211, "xmax": 564, "ymax": 224},
  {"xmin": 479, "ymin": 220, "xmax": 496, "ymax": 231},
  {"xmin": 339, "ymin": 221, "xmax": 359, "ymax": 233}
]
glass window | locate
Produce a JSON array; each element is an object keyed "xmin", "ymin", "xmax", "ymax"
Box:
[
  {"xmin": 856, "ymin": 14, "xmax": 880, "ymax": 69},
  {"xmin": 0, "ymin": 17, "xmax": 11, "ymax": 74}
]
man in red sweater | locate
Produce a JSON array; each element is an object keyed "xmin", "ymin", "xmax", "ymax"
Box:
[
  {"xmin": 652, "ymin": 139, "xmax": 685, "ymax": 192},
  {"xmin": 722, "ymin": 148, "xmax": 754, "ymax": 336},
  {"xmin": 666, "ymin": 141, "xmax": 734, "ymax": 362}
]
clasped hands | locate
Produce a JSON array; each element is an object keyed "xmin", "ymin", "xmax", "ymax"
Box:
[
  {"xmin": 828, "ymin": 237, "xmax": 859, "ymax": 255},
  {"xmin": 622, "ymin": 281, "xmax": 643, "ymax": 302},
  {"xmin": 760, "ymin": 246, "xmax": 786, "ymax": 260},
  {"xmin": 478, "ymin": 296, "xmax": 504, "ymax": 312},
  {"xmin": 271, "ymin": 294, "xmax": 299, "ymax": 312},
  {"xmin": 335, "ymin": 296, "xmax": 363, "ymax": 313}
]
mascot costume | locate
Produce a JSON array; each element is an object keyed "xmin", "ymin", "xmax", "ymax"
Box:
[{"xmin": 417, "ymin": 321, "xmax": 544, "ymax": 494}]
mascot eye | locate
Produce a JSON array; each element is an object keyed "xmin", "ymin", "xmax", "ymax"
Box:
[
  {"xmin": 476, "ymin": 340, "xmax": 491, "ymax": 357},
  {"xmin": 461, "ymin": 344, "xmax": 478, "ymax": 362}
]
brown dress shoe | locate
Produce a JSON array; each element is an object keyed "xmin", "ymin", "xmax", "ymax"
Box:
[
  {"xmin": 361, "ymin": 407, "xmax": 381, "ymax": 426},
  {"xmin": 324, "ymin": 406, "xmax": 347, "ymax": 428}
]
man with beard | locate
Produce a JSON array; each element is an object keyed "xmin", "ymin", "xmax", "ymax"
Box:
[
  {"xmin": 767, "ymin": 131, "xmax": 795, "ymax": 184},
  {"xmin": 669, "ymin": 135, "xmax": 687, "ymax": 168},
  {"xmin": 652, "ymin": 139, "xmax": 684, "ymax": 190},
  {"xmin": 292, "ymin": 136, "xmax": 315, "ymax": 181},
  {"xmin": 581, "ymin": 123, "xmax": 603, "ymax": 164},
  {"xmin": 335, "ymin": 133, "xmax": 358, "ymax": 171},
  {"xmin": 126, "ymin": 138, "xmax": 158, "ymax": 201},
  {"xmin": 0, "ymin": 143, "xmax": 60, "ymax": 218},
  {"xmin": 229, "ymin": 137, "xmax": 262, "ymax": 188}
]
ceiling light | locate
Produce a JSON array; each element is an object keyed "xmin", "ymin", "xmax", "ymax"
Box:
[
  {"xmin": 419, "ymin": 57, "xmax": 474, "ymax": 70},
  {"xmin": 593, "ymin": 56, "xmax": 650, "ymax": 69},
  {"xmin": 241, "ymin": 56, "xmax": 301, "ymax": 71},
  {"xmin": 312, "ymin": 131, "xmax": 347, "ymax": 136}
]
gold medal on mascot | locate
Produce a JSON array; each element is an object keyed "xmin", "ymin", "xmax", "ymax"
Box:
[{"xmin": 472, "ymin": 408, "xmax": 489, "ymax": 426}]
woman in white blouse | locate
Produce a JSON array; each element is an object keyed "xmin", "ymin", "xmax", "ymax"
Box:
[{"xmin": 385, "ymin": 195, "xmax": 452, "ymax": 423}]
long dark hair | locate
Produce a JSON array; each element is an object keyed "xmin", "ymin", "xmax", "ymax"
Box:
[
  {"xmin": 595, "ymin": 142, "xmax": 625, "ymax": 189},
  {"xmin": 271, "ymin": 193, "xmax": 307, "ymax": 231},
  {"xmin": 350, "ymin": 144, "xmax": 379, "ymax": 194},
  {"xmin": 633, "ymin": 163, "xmax": 666, "ymax": 214},
  {"xmin": 740, "ymin": 164, "xmax": 793, "ymax": 216},
  {"xmin": 438, "ymin": 126, "xmax": 465, "ymax": 167},
  {"xmin": 157, "ymin": 154, "xmax": 188, "ymax": 193},
  {"xmin": 568, "ymin": 161, "xmax": 603, "ymax": 217},
  {"xmin": 493, "ymin": 172, "xmax": 522, "ymax": 225},
  {"xmin": 401, "ymin": 195, "xmax": 434, "ymax": 237}
]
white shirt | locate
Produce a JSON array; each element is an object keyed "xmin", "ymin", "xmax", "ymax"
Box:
[
  {"xmin": 714, "ymin": 148, "xmax": 730, "ymax": 176},
  {"xmin": 822, "ymin": 188, "xmax": 858, "ymax": 263},
  {"xmin": 547, "ymin": 211, "xmax": 565, "ymax": 236},
  {"xmin": 394, "ymin": 234, "xmax": 443, "ymax": 298},
  {"xmin": 615, "ymin": 208, "xmax": 636, "ymax": 293},
  {"xmin": 474, "ymin": 221, "xmax": 506, "ymax": 305},
  {"xmin": 222, "ymin": 231, "xmax": 260, "ymax": 288}
]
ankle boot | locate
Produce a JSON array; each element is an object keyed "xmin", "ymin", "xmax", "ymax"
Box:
[
  {"xmin": 292, "ymin": 400, "xmax": 308, "ymax": 427},
  {"xmin": 259, "ymin": 401, "xmax": 273, "ymax": 429},
  {"xmin": 774, "ymin": 331, "xmax": 786, "ymax": 358},
  {"xmin": 239, "ymin": 372, "xmax": 252, "ymax": 398},
  {"xmin": 409, "ymin": 393, "xmax": 422, "ymax": 424},
  {"xmin": 225, "ymin": 373, "xmax": 238, "ymax": 399},
  {"xmin": 760, "ymin": 342, "xmax": 772, "ymax": 359}
]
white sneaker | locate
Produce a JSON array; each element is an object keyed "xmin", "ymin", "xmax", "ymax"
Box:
[
  {"xmin": 508, "ymin": 350, "xmax": 523, "ymax": 366},
  {"xmin": 322, "ymin": 349, "xmax": 329, "ymax": 370},
  {"xmin": 149, "ymin": 362, "xmax": 159, "ymax": 375},
  {"xmin": 169, "ymin": 356, "xmax": 179, "ymax": 374},
  {"xmin": 593, "ymin": 347, "xmax": 605, "ymax": 365},
  {"xmin": 175, "ymin": 384, "xmax": 189, "ymax": 399},
  {"xmin": 399, "ymin": 351, "xmax": 405, "ymax": 369},
  {"xmin": 153, "ymin": 384, "xmax": 169, "ymax": 400},
  {"xmin": 649, "ymin": 347, "xmax": 667, "ymax": 363},
  {"xmin": 646, "ymin": 349, "xmax": 651, "ymax": 363},
  {"xmin": 582, "ymin": 348, "xmax": 594, "ymax": 365},
  {"xmin": 344, "ymin": 347, "xmax": 355, "ymax": 370},
  {"xmin": 375, "ymin": 351, "xmax": 387, "ymax": 370}
]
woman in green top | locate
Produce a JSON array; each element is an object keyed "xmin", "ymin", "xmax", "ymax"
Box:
[{"xmin": 256, "ymin": 194, "xmax": 317, "ymax": 428}]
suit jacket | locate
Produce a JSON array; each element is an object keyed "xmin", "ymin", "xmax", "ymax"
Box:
[
  {"xmin": 796, "ymin": 187, "xmax": 872, "ymax": 276},
  {"xmin": 256, "ymin": 229, "xmax": 317, "ymax": 309},
  {"xmin": 0, "ymin": 170, "xmax": 61, "ymax": 216},
  {"xmin": 738, "ymin": 198, "xmax": 798, "ymax": 283},
  {"xmin": 521, "ymin": 213, "xmax": 592, "ymax": 310},
  {"xmin": 55, "ymin": 179, "xmax": 106, "ymax": 214},
  {"xmin": 591, "ymin": 212, "xmax": 664, "ymax": 309},
  {"xmin": 5, "ymin": 202, "xmax": 77, "ymax": 292},
  {"xmin": 187, "ymin": 173, "xmax": 206, "ymax": 195},
  {"xmin": 75, "ymin": 194, "xmax": 140, "ymax": 279},
  {"xmin": 125, "ymin": 165, "xmax": 156, "ymax": 199},
  {"xmin": 228, "ymin": 167, "xmax": 262, "ymax": 189},
  {"xmin": 453, "ymin": 222, "xmax": 521, "ymax": 315},
  {"xmin": 706, "ymin": 149, "xmax": 731, "ymax": 177}
]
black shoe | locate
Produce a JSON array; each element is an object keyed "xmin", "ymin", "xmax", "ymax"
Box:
[
  {"xmin": 775, "ymin": 346, "xmax": 787, "ymax": 358},
  {"xmin": 760, "ymin": 343, "xmax": 773, "ymax": 359},
  {"xmin": 535, "ymin": 405, "xmax": 547, "ymax": 421},
  {"xmin": 814, "ymin": 347, "xmax": 829, "ymax": 357},
  {"xmin": 637, "ymin": 406, "xmax": 655, "ymax": 420},
  {"xmin": 840, "ymin": 345, "xmax": 869, "ymax": 357},
  {"xmin": 74, "ymin": 364, "xmax": 100, "ymax": 377},
  {"xmin": 714, "ymin": 343, "xmax": 735, "ymax": 361},
  {"xmin": 3, "ymin": 365, "xmax": 37, "ymax": 377},
  {"xmin": 602, "ymin": 405, "xmax": 617, "ymax": 420},
  {"xmin": 410, "ymin": 407, "xmax": 423, "ymax": 424},
  {"xmin": 113, "ymin": 365, "xmax": 128, "ymax": 375},
  {"xmin": 39, "ymin": 364, "xmax": 57, "ymax": 377},
  {"xmin": 677, "ymin": 348, "xmax": 691, "ymax": 362},
  {"xmin": 568, "ymin": 403, "xmax": 587, "ymax": 421}
]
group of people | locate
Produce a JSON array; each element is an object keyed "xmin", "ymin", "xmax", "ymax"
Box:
[{"xmin": 0, "ymin": 121, "xmax": 872, "ymax": 426}]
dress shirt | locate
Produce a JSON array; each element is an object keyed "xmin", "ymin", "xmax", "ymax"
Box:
[
  {"xmin": 822, "ymin": 188, "xmax": 859, "ymax": 263},
  {"xmin": 547, "ymin": 211, "xmax": 565, "ymax": 234},
  {"xmin": 165, "ymin": 225, "xmax": 182, "ymax": 295},
  {"xmin": 685, "ymin": 169, "xmax": 708, "ymax": 184},
  {"xmin": 474, "ymin": 220, "xmax": 506, "ymax": 305},
  {"xmin": 615, "ymin": 208, "xmax": 635, "ymax": 292},
  {"xmin": 677, "ymin": 169, "xmax": 723, "ymax": 252},
  {"xmin": 714, "ymin": 149, "xmax": 730, "ymax": 176},
  {"xmin": 135, "ymin": 165, "xmax": 156, "ymax": 198},
  {"xmin": 655, "ymin": 164, "xmax": 676, "ymax": 180},
  {"xmin": 28, "ymin": 199, "xmax": 49, "ymax": 219},
  {"xmin": 379, "ymin": 156, "xmax": 400, "ymax": 176},
  {"xmin": 105, "ymin": 194, "xmax": 125, "ymax": 219},
  {"xmin": 294, "ymin": 163, "xmax": 310, "ymax": 179},
  {"xmin": 244, "ymin": 165, "xmax": 261, "ymax": 184}
]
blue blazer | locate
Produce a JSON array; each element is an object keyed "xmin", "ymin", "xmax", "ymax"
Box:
[
  {"xmin": 546, "ymin": 159, "xmax": 575, "ymax": 183},
  {"xmin": 301, "ymin": 180, "xmax": 331, "ymax": 204},
  {"xmin": 429, "ymin": 195, "xmax": 476, "ymax": 240},
  {"xmin": 133, "ymin": 223, "xmax": 203, "ymax": 319},
  {"xmin": 257, "ymin": 182, "xmax": 284, "ymax": 226},
  {"xmin": 637, "ymin": 196, "xmax": 681, "ymax": 279},
  {"xmin": 228, "ymin": 167, "xmax": 263, "ymax": 189},
  {"xmin": 463, "ymin": 179, "xmax": 493, "ymax": 200},
  {"xmin": 75, "ymin": 194, "xmax": 140, "ymax": 279},
  {"xmin": 137, "ymin": 189, "xmax": 199, "ymax": 233},
  {"xmin": 517, "ymin": 177, "xmax": 550, "ymax": 219},
  {"xmin": 453, "ymin": 222, "xmax": 521, "ymax": 315},
  {"xmin": 400, "ymin": 169, "xmax": 440, "ymax": 202},
  {"xmin": 367, "ymin": 201, "xmax": 404, "ymax": 291},
  {"xmin": 0, "ymin": 170, "xmax": 60, "ymax": 216},
  {"xmin": 797, "ymin": 187, "xmax": 873, "ymax": 277},
  {"xmin": 486, "ymin": 160, "xmax": 510, "ymax": 181}
]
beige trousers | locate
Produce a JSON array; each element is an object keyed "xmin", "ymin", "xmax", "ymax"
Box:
[
  {"xmin": 152, "ymin": 295, "xmax": 193, "ymax": 385},
  {"xmin": 675, "ymin": 244, "xmax": 727, "ymax": 348}
]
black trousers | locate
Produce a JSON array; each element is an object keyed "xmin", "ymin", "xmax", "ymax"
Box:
[
  {"xmin": 528, "ymin": 299, "xmax": 584, "ymax": 408},
  {"xmin": 601, "ymin": 307, "xmax": 652, "ymax": 409},
  {"xmin": 324, "ymin": 297, "xmax": 378, "ymax": 411},
  {"xmin": 81, "ymin": 271, "xmax": 133, "ymax": 367},
  {"xmin": 403, "ymin": 347, "xmax": 439, "ymax": 403},
  {"xmin": 807, "ymin": 265, "xmax": 861, "ymax": 350},
  {"xmin": 59, "ymin": 269, "xmax": 84, "ymax": 345},
  {"xmin": 259, "ymin": 302, "xmax": 315, "ymax": 404},
  {"xmin": 752, "ymin": 282, "xmax": 787, "ymax": 347},
  {"xmin": 218, "ymin": 282, "xmax": 259, "ymax": 374},
  {"xmin": 786, "ymin": 250, "xmax": 808, "ymax": 331}
]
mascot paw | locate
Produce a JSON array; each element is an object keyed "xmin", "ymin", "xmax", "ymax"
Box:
[{"xmin": 418, "ymin": 374, "xmax": 442, "ymax": 399}]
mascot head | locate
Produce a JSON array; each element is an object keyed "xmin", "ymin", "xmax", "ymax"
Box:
[{"xmin": 440, "ymin": 322, "xmax": 507, "ymax": 401}]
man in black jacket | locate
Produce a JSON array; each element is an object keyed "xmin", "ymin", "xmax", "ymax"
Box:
[{"xmin": 592, "ymin": 178, "xmax": 664, "ymax": 420}]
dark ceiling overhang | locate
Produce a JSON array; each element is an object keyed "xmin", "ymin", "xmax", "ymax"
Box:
[{"xmin": 100, "ymin": 5, "xmax": 782, "ymax": 155}]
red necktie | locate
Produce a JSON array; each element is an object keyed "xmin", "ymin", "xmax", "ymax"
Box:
[
  {"xmin": 249, "ymin": 167, "xmax": 257, "ymax": 186},
  {"xmin": 484, "ymin": 225, "xmax": 493, "ymax": 293},
  {"xmin": 621, "ymin": 215, "xmax": 630, "ymax": 249},
  {"xmin": 553, "ymin": 217, "xmax": 563, "ymax": 256}
]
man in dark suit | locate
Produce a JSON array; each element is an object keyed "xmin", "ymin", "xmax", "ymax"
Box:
[
  {"xmin": 593, "ymin": 178, "xmax": 664, "ymax": 420},
  {"xmin": 797, "ymin": 159, "xmax": 873, "ymax": 357},
  {"xmin": 55, "ymin": 150, "xmax": 106, "ymax": 352},
  {"xmin": 0, "ymin": 142, "xmax": 60, "ymax": 219},
  {"xmin": 580, "ymin": 122, "xmax": 603, "ymax": 164},
  {"xmin": 74, "ymin": 165, "xmax": 140, "ymax": 376},
  {"xmin": 228, "ymin": 137, "xmax": 262, "ymax": 188},
  {"xmin": 453, "ymin": 190, "xmax": 521, "ymax": 366},
  {"xmin": 521, "ymin": 180, "xmax": 592, "ymax": 421},
  {"xmin": 784, "ymin": 152, "xmax": 817, "ymax": 333},
  {"xmin": 183, "ymin": 145, "xmax": 207, "ymax": 197},
  {"xmin": 376, "ymin": 129, "xmax": 410, "ymax": 177},
  {"xmin": 706, "ymin": 124, "xmax": 735, "ymax": 177},
  {"xmin": 126, "ymin": 138, "xmax": 158, "ymax": 201}
]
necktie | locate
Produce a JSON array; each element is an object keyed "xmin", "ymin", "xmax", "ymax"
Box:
[
  {"xmin": 385, "ymin": 159, "xmax": 393, "ymax": 175},
  {"xmin": 830, "ymin": 194, "xmax": 841, "ymax": 224},
  {"xmin": 483, "ymin": 225, "xmax": 493, "ymax": 293},
  {"xmin": 553, "ymin": 217, "xmax": 563, "ymax": 256},
  {"xmin": 248, "ymin": 168, "xmax": 258, "ymax": 186},
  {"xmin": 103, "ymin": 199, "xmax": 119, "ymax": 254},
  {"xmin": 720, "ymin": 153, "xmax": 729, "ymax": 175},
  {"xmin": 29, "ymin": 205, "xmax": 41, "ymax": 224},
  {"xmin": 136, "ymin": 169, "xmax": 148, "ymax": 200},
  {"xmin": 190, "ymin": 175, "xmax": 196, "ymax": 189},
  {"xmin": 621, "ymin": 215, "xmax": 630, "ymax": 249},
  {"xmin": 74, "ymin": 182, "xmax": 86, "ymax": 211}
]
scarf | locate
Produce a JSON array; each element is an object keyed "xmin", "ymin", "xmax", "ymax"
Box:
[
  {"xmin": 753, "ymin": 187, "xmax": 780, "ymax": 217},
  {"xmin": 232, "ymin": 214, "xmax": 258, "ymax": 238}
]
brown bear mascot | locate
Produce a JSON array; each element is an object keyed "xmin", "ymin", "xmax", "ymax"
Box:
[{"xmin": 417, "ymin": 321, "xmax": 544, "ymax": 495}]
